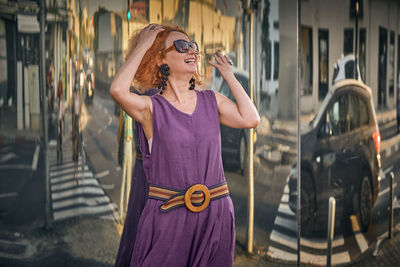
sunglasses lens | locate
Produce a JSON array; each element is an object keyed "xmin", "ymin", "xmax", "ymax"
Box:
[
  {"xmin": 175, "ymin": 40, "xmax": 189, "ymax": 53},
  {"xmin": 174, "ymin": 40, "xmax": 198, "ymax": 54}
]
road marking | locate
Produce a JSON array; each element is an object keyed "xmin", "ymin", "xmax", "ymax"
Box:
[
  {"xmin": 104, "ymin": 108, "xmax": 108, "ymax": 115},
  {"xmin": 51, "ymin": 186, "xmax": 106, "ymax": 200},
  {"xmin": 267, "ymin": 246, "xmax": 351, "ymax": 265},
  {"xmin": 53, "ymin": 202, "xmax": 118, "ymax": 221},
  {"xmin": 116, "ymin": 166, "xmax": 121, "ymax": 172},
  {"xmin": 0, "ymin": 152, "xmax": 18, "ymax": 163},
  {"xmin": 383, "ymin": 166, "xmax": 394, "ymax": 178},
  {"xmin": 350, "ymin": 215, "xmax": 369, "ymax": 253},
  {"xmin": 53, "ymin": 195, "xmax": 112, "ymax": 210},
  {"xmin": 281, "ymin": 193, "xmax": 289, "ymax": 203},
  {"xmin": 51, "ymin": 178, "xmax": 100, "ymax": 191},
  {"xmin": 274, "ymin": 215, "xmax": 297, "ymax": 231},
  {"xmin": 97, "ymin": 128, "xmax": 102, "ymax": 135},
  {"xmin": 50, "ymin": 165, "xmax": 89, "ymax": 177},
  {"xmin": 283, "ymin": 185, "xmax": 289, "ymax": 194},
  {"xmin": 108, "ymin": 116, "xmax": 112, "ymax": 126},
  {"xmin": 96, "ymin": 170, "xmax": 110, "ymax": 178},
  {"xmin": 31, "ymin": 145, "xmax": 40, "ymax": 171},
  {"xmin": 277, "ymin": 203, "xmax": 295, "ymax": 216},
  {"xmin": 378, "ymin": 182, "xmax": 398, "ymax": 197},
  {"xmin": 50, "ymin": 171, "xmax": 94, "ymax": 184},
  {"xmin": 0, "ymin": 192, "xmax": 18, "ymax": 198},
  {"xmin": 270, "ymin": 230, "xmax": 344, "ymax": 250}
]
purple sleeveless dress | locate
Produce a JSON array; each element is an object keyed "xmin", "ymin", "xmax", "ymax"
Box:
[{"xmin": 131, "ymin": 89, "xmax": 235, "ymax": 267}]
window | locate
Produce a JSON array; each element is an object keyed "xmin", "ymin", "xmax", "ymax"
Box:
[
  {"xmin": 359, "ymin": 28, "xmax": 366, "ymax": 81},
  {"xmin": 378, "ymin": 27, "xmax": 387, "ymax": 108},
  {"xmin": 265, "ymin": 40, "xmax": 271, "ymax": 80},
  {"xmin": 327, "ymin": 95, "xmax": 348, "ymax": 136},
  {"xmin": 398, "ymin": 35, "xmax": 400, "ymax": 93},
  {"xmin": 273, "ymin": 41, "xmax": 279, "ymax": 80},
  {"xmin": 301, "ymin": 26, "xmax": 313, "ymax": 95},
  {"xmin": 344, "ymin": 28, "xmax": 354, "ymax": 55},
  {"xmin": 349, "ymin": 94, "xmax": 360, "ymax": 131},
  {"xmin": 359, "ymin": 97, "xmax": 369, "ymax": 126},
  {"xmin": 389, "ymin": 31, "xmax": 395, "ymax": 96},
  {"xmin": 319, "ymin": 29, "xmax": 329, "ymax": 100}
]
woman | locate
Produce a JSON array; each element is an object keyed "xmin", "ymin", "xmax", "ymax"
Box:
[{"xmin": 110, "ymin": 24, "xmax": 260, "ymax": 267}]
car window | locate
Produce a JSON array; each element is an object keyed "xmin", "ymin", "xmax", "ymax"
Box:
[
  {"xmin": 359, "ymin": 97, "xmax": 369, "ymax": 126},
  {"xmin": 349, "ymin": 94, "xmax": 360, "ymax": 131},
  {"xmin": 327, "ymin": 94, "xmax": 348, "ymax": 136},
  {"xmin": 345, "ymin": 60, "xmax": 355, "ymax": 79}
]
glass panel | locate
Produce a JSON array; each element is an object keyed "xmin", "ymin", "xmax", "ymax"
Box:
[
  {"xmin": 301, "ymin": 1, "xmax": 400, "ymax": 266},
  {"xmin": 301, "ymin": 25, "xmax": 313, "ymax": 96},
  {"xmin": 389, "ymin": 31, "xmax": 395, "ymax": 96},
  {"xmin": 318, "ymin": 29, "xmax": 329, "ymax": 100},
  {"xmin": 359, "ymin": 28, "xmax": 366, "ymax": 82}
]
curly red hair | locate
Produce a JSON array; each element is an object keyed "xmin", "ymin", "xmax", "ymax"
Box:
[{"xmin": 125, "ymin": 25, "xmax": 202, "ymax": 92}]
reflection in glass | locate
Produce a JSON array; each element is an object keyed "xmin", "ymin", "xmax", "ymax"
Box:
[
  {"xmin": 318, "ymin": 29, "xmax": 329, "ymax": 100},
  {"xmin": 301, "ymin": 26, "xmax": 312, "ymax": 96}
]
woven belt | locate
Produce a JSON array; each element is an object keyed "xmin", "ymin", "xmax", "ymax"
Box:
[{"xmin": 149, "ymin": 182, "xmax": 229, "ymax": 213}]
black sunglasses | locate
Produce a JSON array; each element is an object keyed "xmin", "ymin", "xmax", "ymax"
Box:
[{"xmin": 165, "ymin": 39, "xmax": 199, "ymax": 55}]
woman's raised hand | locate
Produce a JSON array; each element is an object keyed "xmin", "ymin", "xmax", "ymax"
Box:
[
  {"xmin": 136, "ymin": 24, "xmax": 164, "ymax": 50},
  {"xmin": 208, "ymin": 51, "xmax": 233, "ymax": 79}
]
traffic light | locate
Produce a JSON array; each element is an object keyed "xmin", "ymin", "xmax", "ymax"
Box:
[{"xmin": 127, "ymin": 10, "xmax": 131, "ymax": 20}]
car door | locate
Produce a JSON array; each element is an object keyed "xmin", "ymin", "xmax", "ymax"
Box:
[
  {"xmin": 345, "ymin": 91, "xmax": 371, "ymax": 201},
  {"xmin": 324, "ymin": 93, "xmax": 349, "ymax": 205}
]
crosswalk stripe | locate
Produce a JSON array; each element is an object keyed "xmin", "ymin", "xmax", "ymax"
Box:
[
  {"xmin": 274, "ymin": 215, "xmax": 297, "ymax": 231},
  {"xmin": 51, "ymin": 172, "xmax": 94, "ymax": 184},
  {"xmin": 52, "ymin": 195, "xmax": 112, "ymax": 210},
  {"xmin": 51, "ymin": 186, "xmax": 106, "ymax": 200},
  {"xmin": 267, "ymin": 246, "xmax": 351, "ymax": 265},
  {"xmin": 51, "ymin": 178, "xmax": 100, "ymax": 191},
  {"xmin": 50, "ymin": 165, "xmax": 88, "ymax": 176},
  {"xmin": 277, "ymin": 203, "xmax": 295, "ymax": 216},
  {"xmin": 270, "ymin": 229, "xmax": 345, "ymax": 250},
  {"xmin": 53, "ymin": 203, "xmax": 118, "ymax": 221}
]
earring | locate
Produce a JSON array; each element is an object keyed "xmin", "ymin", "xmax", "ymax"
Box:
[
  {"xmin": 189, "ymin": 77, "xmax": 195, "ymax": 90},
  {"xmin": 158, "ymin": 64, "xmax": 170, "ymax": 94}
]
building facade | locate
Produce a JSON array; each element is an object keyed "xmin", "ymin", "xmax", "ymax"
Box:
[{"xmin": 301, "ymin": 0, "xmax": 400, "ymax": 116}]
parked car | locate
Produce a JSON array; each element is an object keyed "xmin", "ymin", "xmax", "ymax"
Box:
[
  {"xmin": 288, "ymin": 79, "xmax": 382, "ymax": 236},
  {"xmin": 217, "ymin": 68, "xmax": 257, "ymax": 174}
]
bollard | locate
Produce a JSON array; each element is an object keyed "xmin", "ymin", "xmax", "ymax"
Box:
[
  {"xmin": 327, "ymin": 197, "xmax": 336, "ymax": 267},
  {"xmin": 389, "ymin": 171, "xmax": 395, "ymax": 239}
]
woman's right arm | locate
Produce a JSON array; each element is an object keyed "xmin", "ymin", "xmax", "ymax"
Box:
[{"xmin": 110, "ymin": 25, "xmax": 164, "ymax": 124}]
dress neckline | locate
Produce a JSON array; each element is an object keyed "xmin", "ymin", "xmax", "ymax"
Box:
[{"xmin": 156, "ymin": 90, "xmax": 199, "ymax": 117}]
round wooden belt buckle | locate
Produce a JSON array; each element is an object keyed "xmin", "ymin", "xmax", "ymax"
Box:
[{"xmin": 184, "ymin": 184, "xmax": 210, "ymax": 212}]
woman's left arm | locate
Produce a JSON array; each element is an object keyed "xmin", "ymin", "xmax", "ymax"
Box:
[{"xmin": 208, "ymin": 51, "xmax": 260, "ymax": 129}]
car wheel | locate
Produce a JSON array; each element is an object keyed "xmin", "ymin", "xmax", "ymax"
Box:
[
  {"xmin": 358, "ymin": 172, "xmax": 372, "ymax": 232},
  {"xmin": 301, "ymin": 172, "xmax": 316, "ymax": 237},
  {"xmin": 238, "ymin": 133, "xmax": 247, "ymax": 175}
]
